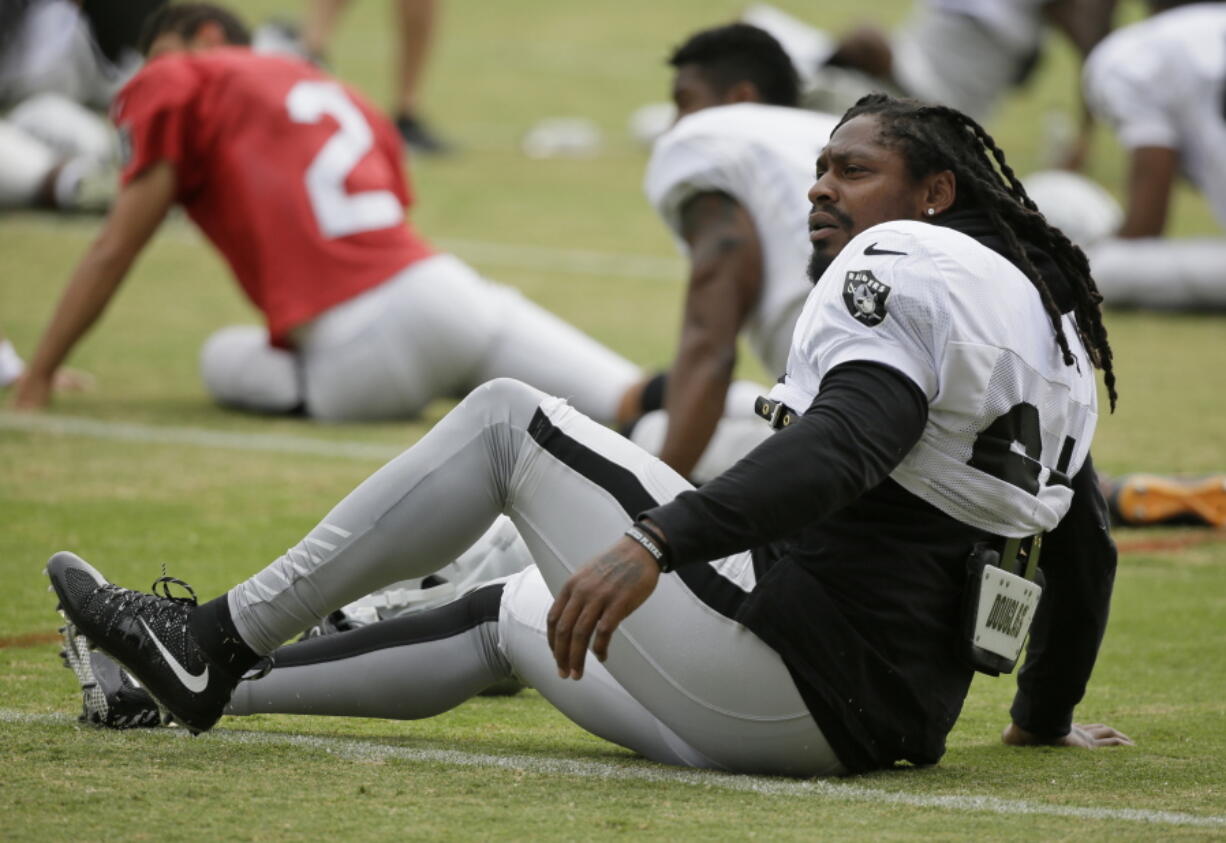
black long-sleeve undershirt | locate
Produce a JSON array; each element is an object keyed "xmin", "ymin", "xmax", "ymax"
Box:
[
  {"xmin": 644, "ymin": 360, "xmax": 929, "ymax": 567},
  {"xmin": 643, "ymin": 357, "xmax": 1116, "ymax": 767},
  {"xmin": 1009, "ymin": 457, "xmax": 1117, "ymax": 739}
]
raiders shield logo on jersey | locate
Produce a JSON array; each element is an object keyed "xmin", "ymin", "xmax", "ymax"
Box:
[{"xmin": 843, "ymin": 269, "xmax": 891, "ymax": 326}]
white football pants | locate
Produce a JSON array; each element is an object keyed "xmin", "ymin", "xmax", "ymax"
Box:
[
  {"xmin": 199, "ymin": 253, "xmax": 641, "ymax": 424},
  {"xmin": 890, "ymin": 5, "xmax": 1037, "ymax": 123},
  {"xmin": 224, "ymin": 378, "xmax": 842, "ymax": 776},
  {"xmin": 627, "ymin": 379, "xmax": 772, "ymax": 485},
  {"xmin": 0, "ymin": 120, "xmax": 55, "ymax": 207},
  {"xmin": 0, "ymin": 96, "xmax": 118, "ymax": 209},
  {"xmin": 1088, "ymin": 237, "xmax": 1226, "ymax": 310}
]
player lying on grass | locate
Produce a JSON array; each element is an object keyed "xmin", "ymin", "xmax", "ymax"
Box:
[
  {"xmin": 8, "ymin": 3, "xmax": 643, "ymax": 428},
  {"xmin": 49, "ymin": 93, "xmax": 1134, "ymax": 774}
]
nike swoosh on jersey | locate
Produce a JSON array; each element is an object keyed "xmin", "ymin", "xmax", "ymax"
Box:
[
  {"xmin": 140, "ymin": 618, "xmax": 210, "ymax": 693},
  {"xmin": 864, "ymin": 242, "xmax": 907, "ymax": 256}
]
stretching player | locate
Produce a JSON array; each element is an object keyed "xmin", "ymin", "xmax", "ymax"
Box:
[
  {"xmin": 1077, "ymin": 0, "xmax": 1226, "ymax": 310},
  {"xmin": 744, "ymin": 0, "xmax": 1118, "ymax": 169},
  {"xmin": 626, "ymin": 24, "xmax": 839, "ymax": 481},
  {"xmin": 0, "ymin": 0, "xmax": 148, "ymax": 212},
  {"xmin": 50, "ymin": 93, "xmax": 1130, "ymax": 773},
  {"xmin": 10, "ymin": 4, "xmax": 641, "ymax": 426}
]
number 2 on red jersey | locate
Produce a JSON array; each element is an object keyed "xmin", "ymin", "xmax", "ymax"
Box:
[{"xmin": 286, "ymin": 80, "xmax": 403, "ymax": 239}]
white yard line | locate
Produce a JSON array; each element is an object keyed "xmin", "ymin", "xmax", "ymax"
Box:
[
  {"xmin": 0, "ymin": 216, "xmax": 684, "ymax": 282},
  {"xmin": 0, "ymin": 412, "xmax": 402, "ymax": 462},
  {"xmin": 1, "ymin": 710, "xmax": 1222, "ymax": 829}
]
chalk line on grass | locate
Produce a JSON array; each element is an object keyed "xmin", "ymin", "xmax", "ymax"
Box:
[{"xmin": 1, "ymin": 710, "xmax": 1222, "ymax": 829}]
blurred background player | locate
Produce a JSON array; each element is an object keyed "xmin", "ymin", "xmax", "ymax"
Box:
[
  {"xmin": 743, "ymin": 0, "xmax": 1119, "ymax": 169},
  {"xmin": 0, "ymin": 0, "xmax": 167, "ymax": 212},
  {"xmin": 300, "ymin": 0, "xmax": 452, "ymax": 154},
  {"xmin": 626, "ymin": 24, "xmax": 840, "ymax": 482},
  {"xmin": 1037, "ymin": 0, "xmax": 1226, "ymax": 526},
  {"xmin": 1077, "ymin": 0, "xmax": 1226, "ymax": 310},
  {"xmin": 10, "ymin": 3, "xmax": 641, "ymax": 428}
]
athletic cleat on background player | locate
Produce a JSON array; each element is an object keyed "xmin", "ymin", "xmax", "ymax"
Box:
[
  {"xmin": 59, "ymin": 623, "xmax": 162, "ymax": 729},
  {"xmin": 1106, "ymin": 473, "xmax": 1226, "ymax": 527},
  {"xmin": 394, "ymin": 111, "xmax": 454, "ymax": 156},
  {"xmin": 46, "ymin": 551, "xmax": 237, "ymax": 734}
]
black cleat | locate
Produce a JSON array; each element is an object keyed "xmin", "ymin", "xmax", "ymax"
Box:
[
  {"xmin": 46, "ymin": 552, "xmax": 237, "ymax": 734},
  {"xmin": 394, "ymin": 112, "xmax": 454, "ymax": 156},
  {"xmin": 60, "ymin": 622, "xmax": 162, "ymax": 729}
]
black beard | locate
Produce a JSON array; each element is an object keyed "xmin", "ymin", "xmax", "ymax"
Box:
[
  {"xmin": 805, "ymin": 203, "xmax": 852, "ymax": 284},
  {"xmin": 807, "ymin": 249, "xmax": 834, "ymax": 285}
]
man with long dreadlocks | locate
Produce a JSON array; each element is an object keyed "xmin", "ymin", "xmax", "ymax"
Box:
[{"xmin": 48, "ymin": 93, "xmax": 1131, "ymax": 775}]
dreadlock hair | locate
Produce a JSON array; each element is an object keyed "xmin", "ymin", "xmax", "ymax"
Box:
[
  {"xmin": 668, "ymin": 23, "xmax": 801, "ymax": 108},
  {"xmin": 834, "ymin": 93, "xmax": 1117, "ymax": 410},
  {"xmin": 137, "ymin": 3, "xmax": 251, "ymax": 56}
]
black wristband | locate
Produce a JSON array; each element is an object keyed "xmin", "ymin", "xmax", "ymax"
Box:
[
  {"xmin": 625, "ymin": 522, "xmax": 673, "ymax": 573},
  {"xmin": 639, "ymin": 371, "xmax": 668, "ymax": 414}
]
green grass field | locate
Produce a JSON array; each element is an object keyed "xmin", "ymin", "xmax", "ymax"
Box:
[{"xmin": 2, "ymin": 0, "xmax": 1225, "ymax": 838}]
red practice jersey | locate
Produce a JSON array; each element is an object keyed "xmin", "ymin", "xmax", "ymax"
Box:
[{"xmin": 112, "ymin": 48, "xmax": 435, "ymax": 346}]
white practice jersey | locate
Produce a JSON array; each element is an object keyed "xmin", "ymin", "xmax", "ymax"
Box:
[
  {"xmin": 769, "ymin": 221, "xmax": 1098, "ymax": 537},
  {"xmin": 1083, "ymin": 3, "xmax": 1226, "ymax": 228},
  {"xmin": 644, "ymin": 103, "xmax": 839, "ymax": 377},
  {"xmin": 924, "ymin": 0, "xmax": 1049, "ymax": 53}
]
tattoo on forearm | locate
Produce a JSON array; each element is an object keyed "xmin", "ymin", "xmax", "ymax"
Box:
[{"xmin": 593, "ymin": 552, "xmax": 645, "ymax": 586}]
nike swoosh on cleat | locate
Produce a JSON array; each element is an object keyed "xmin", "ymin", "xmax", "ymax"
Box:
[
  {"xmin": 139, "ymin": 618, "xmax": 210, "ymax": 694},
  {"xmin": 864, "ymin": 242, "xmax": 907, "ymax": 256}
]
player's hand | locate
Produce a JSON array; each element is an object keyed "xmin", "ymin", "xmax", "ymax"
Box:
[
  {"xmin": 7, "ymin": 372, "xmax": 53, "ymax": 410},
  {"xmin": 52, "ymin": 367, "xmax": 95, "ymax": 394},
  {"xmin": 547, "ymin": 536, "xmax": 661, "ymax": 680},
  {"xmin": 1002, "ymin": 721, "xmax": 1134, "ymax": 748}
]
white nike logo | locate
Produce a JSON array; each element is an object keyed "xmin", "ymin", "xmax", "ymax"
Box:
[{"xmin": 139, "ymin": 618, "xmax": 210, "ymax": 693}]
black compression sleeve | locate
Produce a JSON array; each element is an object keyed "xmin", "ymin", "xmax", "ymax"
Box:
[
  {"xmin": 1009, "ymin": 455, "xmax": 1117, "ymax": 738},
  {"xmin": 643, "ymin": 361, "xmax": 929, "ymax": 566}
]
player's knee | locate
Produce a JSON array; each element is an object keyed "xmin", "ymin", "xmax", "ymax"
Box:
[
  {"xmin": 0, "ymin": 121, "xmax": 57, "ymax": 207},
  {"xmin": 7, "ymin": 93, "xmax": 115, "ymax": 162},
  {"xmin": 200, "ymin": 325, "xmax": 302, "ymax": 414},
  {"xmin": 464, "ymin": 377, "xmax": 546, "ymax": 420}
]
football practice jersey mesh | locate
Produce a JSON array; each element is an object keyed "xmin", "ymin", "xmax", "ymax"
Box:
[{"xmin": 773, "ymin": 221, "xmax": 1096, "ymax": 537}]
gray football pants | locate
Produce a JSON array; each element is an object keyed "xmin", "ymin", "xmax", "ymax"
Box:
[{"xmin": 224, "ymin": 377, "xmax": 843, "ymax": 776}]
